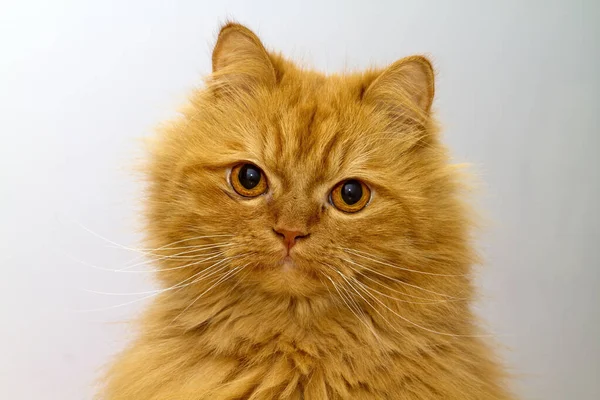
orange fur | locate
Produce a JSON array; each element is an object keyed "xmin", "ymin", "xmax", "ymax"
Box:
[{"xmin": 99, "ymin": 23, "xmax": 513, "ymax": 399}]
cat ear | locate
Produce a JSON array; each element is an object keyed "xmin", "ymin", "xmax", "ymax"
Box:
[
  {"xmin": 211, "ymin": 23, "xmax": 276, "ymax": 92},
  {"xmin": 363, "ymin": 56, "xmax": 435, "ymax": 124}
]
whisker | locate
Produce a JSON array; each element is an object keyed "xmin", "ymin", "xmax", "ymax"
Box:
[
  {"xmin": 118, "ymin": 241, "xmax": 235, "ymax": 253},
  {"xmin": 160, "ymin": 263, "xmax": 249, "ymax": 333},
  {"xmin": 149, "ymin": 253, "xmax": 245, "ymax": 273},
  {"xmin": 118, "ymin": 249, "xmax": 228, "ymax": 272},
  {"xmin": 61, "ymin": 248, "xmax": 230, "ymax": 274},
  {"xmin": 83, "ymin": 257, "xmax": 234, "ymax": 296},
  {"xmin": 341, "ymin": 258, "xmax": 459, "ymax": 299},
  {"xmin": 325, "ymin": 264, "xmax": 399, "ymax": 336},
  {"xmin": 319, "ymin": 270, "xmax": 380, "ymax": 340},
  {"xmin": 116, "ymin": 242, "xmax": 233, "ymax": 270},
  {"xmin": 351, "ymin": 275, "xmax": 461, "ymax": 305},
  {"xmin": 340, "ymin": 247, "xmax": 465, "ymax": 277},
  {"xmin": 339, "ymin": 281, "xmax": 367, "ymax": 320},
  {"xmin": 114, "ymin": 241, "xmax": 230, "ymax": 262},
  {"xmin": 343, "ymin": 259, "xmax": 438, "ymax": 301},
  {"xmin": 72, "ymin": 219, "xmax": 233, "ymax": 256},
  {"xmin": 322, "ymin": 271, "xmax": 363, "ymax": 319},
  {"xmin": 342, "ymin": 260, "xmax": 467, "ymax": 302},
  {"xmin": 350, "ymin": 276, "xmax": 493, "ymax": 338},
  {"xmin": 72, "ymin": 257, "xmax": 239, "ymax": 312},
  {"xmin": 338, "ymin": 270, "xmax": 430, "ymax": 339}
]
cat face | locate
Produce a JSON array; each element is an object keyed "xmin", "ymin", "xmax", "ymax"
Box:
[{"xmin": 146, "ymin": 24, "xmax": 466, "ymax": 299}]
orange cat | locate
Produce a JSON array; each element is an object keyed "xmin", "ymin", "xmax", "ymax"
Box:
[{"xmin": 100, "ymin": 23, "xmax": 513, "ymax": 399}]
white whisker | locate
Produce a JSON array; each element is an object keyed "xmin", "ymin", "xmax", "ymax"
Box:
[
  {"xmin": 319, "ymin": 270, "xmax": 380, "ymax": 340},
  {"xmin": 350, "ymin": 275, "xmax": 493, "ymax": 338},
  {"xmin": 60, "ymin": 248, "xmax": 231, "ymax": 274},
  {"xmin": 160, "ymin": 263, "xmax": 249, "ymax": 333},
  {"xmin": 83, "ymin": 257, "xmax": 234, "ymax": 296},
  {"xmin": 342, "ymin": 260, "xmax": 467, "ymax": 302},
  {"xmin": 71, "ymin": 219, "xmax": 233, "ymax": 257},
  {"xmin": 353, "ymin": 275, "xmax": 461, "ymax": 304},
  {"xmin": 340, "ymin": 247, "xmax": 465, "ymax": 277},
  {"xmin": 72, "ymin": 257, "xmax": 239, "ymax": 311},
  {"xmin": 149, "ymin": 253, "xmax": 245, "ymax": 273},
  {"xmin": 117, "ymin": 242, "xmax": 233, "ymax": 270},
  {"xmin": 341, "ymin": 258, "xmax": 458, "ymax": 299},
  {"xmin": 118, "ymin": 250, "xmax": 228, "ymax": 272},
  {"xmin": 117, "ymin": 241, "xmax": 235, "ymax": 253}
]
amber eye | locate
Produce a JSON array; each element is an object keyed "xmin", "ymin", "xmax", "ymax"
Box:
[
  {"xmin": 230, "ymin": 163, "xmax": 268, "ymax": 197},
  {"xmin": 330, "ymin": 179, "xmax": 371, "ymax": 213}
]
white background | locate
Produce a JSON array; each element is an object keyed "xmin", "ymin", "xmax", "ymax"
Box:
[{"xmin": 1, "ymin": 1, "xmax": 598, "ymax": 399}]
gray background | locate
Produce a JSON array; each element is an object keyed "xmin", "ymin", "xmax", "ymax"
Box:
[{"xmin": 1, "ymin": 0, "xmax": 598, "ymax": 399}]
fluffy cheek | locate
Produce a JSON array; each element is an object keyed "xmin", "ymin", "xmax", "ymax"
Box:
[
  {"xmin": 148, "ymin": 170, "xmax": 266, "ymax": 283},
  {"xmin": 181, "ymin": 177, "xmax": 283, "ymax": 265},
  {"xmin": 316, "ymin": 197, "xmax": 411, "ymax": 270}
]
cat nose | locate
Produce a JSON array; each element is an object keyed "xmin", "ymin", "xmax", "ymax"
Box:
[{"xmin": 272, "ymin": 227, "xmax": 309, "ymax": 250}]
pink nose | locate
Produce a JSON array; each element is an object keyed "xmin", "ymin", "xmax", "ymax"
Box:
[{"xmin": 273, "ymin": 228, "xmax": 308, "ymax": 250}]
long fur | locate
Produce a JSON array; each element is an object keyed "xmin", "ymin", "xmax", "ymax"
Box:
[{"xmin": 99, "ymin": 23, "xmax": 513, "ymax": 399}]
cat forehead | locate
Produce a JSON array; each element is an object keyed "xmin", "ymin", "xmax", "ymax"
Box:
[
  {"xmin": 186, "ymin": 71, "xmax": 402, "ymax": 186},
  {"xmin": 254, "ymin": 83, "xmax": 382, "ymax": 184}
]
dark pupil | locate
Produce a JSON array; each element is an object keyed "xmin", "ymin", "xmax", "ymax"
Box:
[
  {"xmin": 238, "ymin": 164, "xmax": 261, "ymax": 189},
  {"xmin": 341, "ymin": 180, "xmax": 363, "ymax": 205}
]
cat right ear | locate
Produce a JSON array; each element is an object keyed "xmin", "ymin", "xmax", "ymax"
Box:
[
  {"xmin": 210, "ymin": 23, "xmax": 276, "ymax": 94},
  {"xmin": 363, "ymin": 56, "xmax": 435, "ymax": 125}
]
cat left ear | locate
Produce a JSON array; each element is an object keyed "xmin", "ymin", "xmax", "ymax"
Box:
[
  {"xmin": 211, "ymin": 23, "xmax": 276, "ymax": 93},
  {"xmin": 363, "ymin": 56, "xmax": 435, "ymax": 124}
]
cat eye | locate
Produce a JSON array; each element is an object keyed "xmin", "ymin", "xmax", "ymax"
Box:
[
  {"xmin": 330, "ymin": 179, "xmax": 371, "ymax": 213},
  {"xmin": 230, "ymin": 163, "xmax": 268, "ymax": 197}
]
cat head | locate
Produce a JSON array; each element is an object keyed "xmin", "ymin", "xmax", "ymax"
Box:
[{"xmin": 145, "ymin": 23, "xmax": 470, "ymax": 299}]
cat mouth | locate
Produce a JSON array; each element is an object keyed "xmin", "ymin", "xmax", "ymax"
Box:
[{"xmin": 280, "ymin": 255, "xmax": 295, "ymax": 269}]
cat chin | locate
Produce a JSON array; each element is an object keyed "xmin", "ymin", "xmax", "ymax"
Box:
[{"xmin": 248, "ymin": 262, "xmax": 324, "ymax": 298}]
